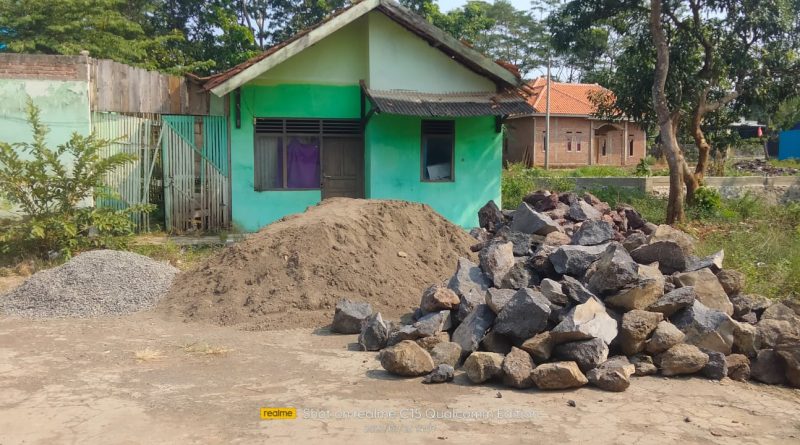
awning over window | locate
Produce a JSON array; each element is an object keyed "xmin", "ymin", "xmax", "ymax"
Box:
[{"xmin": 364, "ymin": 89, "xmax": 534, "ymax": 117}]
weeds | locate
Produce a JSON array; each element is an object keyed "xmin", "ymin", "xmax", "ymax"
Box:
[
  {"xmin": 134, "ymin": 348, "xmax": 165, "ymax": 362},
  {"xmin": 181, "ymin": 342, "xmax": 232, "ymax": 356}
]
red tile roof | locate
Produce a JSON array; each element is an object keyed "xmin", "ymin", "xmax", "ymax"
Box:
[{"xmin": 525, "ymin": 77, "xmax": 612, "ymax": 116}]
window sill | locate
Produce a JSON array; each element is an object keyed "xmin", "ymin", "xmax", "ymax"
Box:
[{"xmin": 421, "ymin": 179, "xmax": 455, "ymax": 183}]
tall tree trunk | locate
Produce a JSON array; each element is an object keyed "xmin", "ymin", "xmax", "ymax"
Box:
[
  {"xmin": 691, "ymin": 101, "xmax": 711, "ymax": 185},
  {"xmin": 650, "ymin": 0, "xmax": 685, "ymax": 224}
]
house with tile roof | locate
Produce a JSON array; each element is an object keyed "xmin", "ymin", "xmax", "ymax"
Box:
[
  {"xmin": 197, "ymin": 0, "xmax": 532, "ymax": 230},
  {"xmin": 504, "ymin": 77, "xmax": 647, "ymax": 168}
]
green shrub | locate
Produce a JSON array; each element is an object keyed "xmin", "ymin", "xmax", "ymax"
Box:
[
  {"xmin": 633, "ymin": 158, "xmax": 652, "ymax": 177},
  {"xmin": 688, "ymin": 187, "xmax": 722, "ymax": 219},
  {"xmin": 0, "ymin": 99, "xmax": 153, "ymax": 260}
]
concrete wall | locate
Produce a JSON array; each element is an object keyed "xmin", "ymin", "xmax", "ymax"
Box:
[
  {"xmin": 505, "ymin": 115, "xmax": 646, "ymax": 167},
  {"xmin": 0, "ymin": 54, "xmax": 91, "ymax": 151},
  {"xmin": 574, "ymin": 176, "xmax": 800, "ymax": 205}
]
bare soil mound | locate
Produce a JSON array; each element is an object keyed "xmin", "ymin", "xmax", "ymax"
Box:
[{"xmin": 157, "ymin": 198, "xmax": 476, "ymax": 330}]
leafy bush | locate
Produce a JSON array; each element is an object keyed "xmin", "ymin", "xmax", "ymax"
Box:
[
  {"xmin": 0, "ymin": 100, "xmax": 153, "ymax": 260},
  {"xmin": 688, "ymin": 187, "xmax": 722, "ymax": 219},
  {"xmin": 633, "ymin": 158, "xmax": 652, "ymax": 176}
]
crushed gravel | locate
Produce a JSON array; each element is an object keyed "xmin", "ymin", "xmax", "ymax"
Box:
[{"xmin": 0, "ymin": 250, "xmax": 178, "ymax": 318}]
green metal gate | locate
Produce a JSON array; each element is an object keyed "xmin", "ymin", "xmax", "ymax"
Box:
[{"xmin": 161, "ymin": 115, "xmax": 230, "ymax": 233}]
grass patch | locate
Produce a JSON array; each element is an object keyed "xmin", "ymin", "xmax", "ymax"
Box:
[{"xmin": 129, "ymin": 241, "xmax": 220, "ymax": 271}]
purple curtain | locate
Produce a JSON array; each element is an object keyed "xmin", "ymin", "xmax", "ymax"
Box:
[{"xmin": 287, "ymin": 137, "xmax": 320, "ymax": 188}]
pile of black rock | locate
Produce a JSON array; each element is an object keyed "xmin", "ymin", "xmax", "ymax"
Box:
[{"xmin": 331, "ymin": 191, "xmax": 800, "ymax": 391}]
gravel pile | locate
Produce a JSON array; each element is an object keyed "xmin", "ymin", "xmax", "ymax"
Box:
[{"xmin": 0, "ymin": 250, "xmax": 178, "ymax": 318}]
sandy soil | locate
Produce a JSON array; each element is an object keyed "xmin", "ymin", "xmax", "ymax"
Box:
[{"xmin": 1, "ymin": 313, "xmax": 799, "ymax": 445}]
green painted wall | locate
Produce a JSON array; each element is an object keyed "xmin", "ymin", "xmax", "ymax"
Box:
[
  {"xmin": 253, "ymin": 16, "xmax": 368, "ymax": 86},
  {"xmin": 0, "ymin": 79, "xmax": 91, "ymax": 152},
  {"xmin": 365, "ymin": 114, "xmax": 501, "ymax": 227},
  {"xmin": 366, "ymin": 12, "xmax": 495, "ymax": 93},
  {"xmin": 230, "ymin": 84, "xmax": 361, "ymax": 231}
]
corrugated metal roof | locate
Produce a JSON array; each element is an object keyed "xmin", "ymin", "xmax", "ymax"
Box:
[{"xmin": 365, "ymin": 89, "xmax": 533, "ymax": 117}]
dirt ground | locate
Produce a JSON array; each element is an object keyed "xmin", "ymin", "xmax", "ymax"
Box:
[{"xmin": 1, "ymin": 313, "xmax": 799, "ymax": 445}]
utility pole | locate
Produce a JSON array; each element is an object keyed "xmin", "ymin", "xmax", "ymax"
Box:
[{"xmin": 545, "ymin": 55, "xmax": 551, "ymax": 170}]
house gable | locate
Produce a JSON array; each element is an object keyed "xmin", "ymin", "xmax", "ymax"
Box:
[
  {"xmin": 252, "ymin": 16, "xmax": 369, "ymax": 86},
  {"xmin": 366, "ymin": 12, "xmax": 495, "ymax": 93}
]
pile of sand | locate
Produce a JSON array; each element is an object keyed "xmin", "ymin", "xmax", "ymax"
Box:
[{"xmin": 157, "ymin": 198, "xmax": 476, "ymax": 330}]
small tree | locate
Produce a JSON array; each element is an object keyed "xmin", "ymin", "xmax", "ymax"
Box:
[{"xmin": 0, "ymin": 99, "xmax": 153, "ymax": 259}]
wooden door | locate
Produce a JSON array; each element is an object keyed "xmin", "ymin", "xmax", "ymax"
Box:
[{"xmin": 321, "ymin": 137, "xmax": 364, "ymax": 199}]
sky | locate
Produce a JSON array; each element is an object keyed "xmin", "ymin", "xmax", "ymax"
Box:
[{"xmin": 438, "ymin": 0, "xmax": 535, "ymax": 11}]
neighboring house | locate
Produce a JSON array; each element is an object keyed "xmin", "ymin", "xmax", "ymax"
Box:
[
  {"xmin": 504, "ymin": 78, "xmax": 646, "ymax": 168},
  {"xmin": 779, "ymin": 123, "xmax": 800, "ymax": 160},
  {"xmin": 201, "ymin": 0, "xmax": 532, "ymax": 231}
]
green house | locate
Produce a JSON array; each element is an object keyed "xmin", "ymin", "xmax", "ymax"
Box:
[{"xmin": 203, "ymin": 0, "xmax": 532, "ymax": 231}]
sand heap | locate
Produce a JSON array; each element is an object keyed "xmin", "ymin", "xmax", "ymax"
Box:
[{"xmin": 158, "ymin": 198, "xmax": 476, "ymax": 330}]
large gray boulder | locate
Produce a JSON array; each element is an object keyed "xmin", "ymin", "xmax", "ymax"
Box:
[
  {"xmin": 571, "ymin": 220, "xmax": 616, "ymax": 246},
  {"xmin": 511, "ymin": 202, "xmax": 562, "ymax": 235},
  {"xmin": 481, "ymin": 330, "xmax": 513, "ymax": 354},
  {"xmin": 702, "ymin": 351, "xmax": 728, "ymax": 380},
  {"xmin": 551, "ymin": 297, "xmax": 618, "ymax": 345},
  {"xmin": 604, "ymin": 262, "xmax": 665, "ymax": 311},
  {"xmin": 448, "ymin": 257, "xmax": 491, "ymax": 322},
  {"xmin": 750, "ymin": 349, "xmax": 788, "ymax": 385},
  {"xmin": 479, "ymin": 242, "xmax": 515, "ymax": 288},
  {"xmin": 540, "ymin": 278, "xmax": 568, "ymax": 306},
  {"xmin": 673, "ymin": 268, "xmax": 734, "ymax": 315},
  {"xmin": 463, "ymin": 351, "xmax": 505, "ymax": 383},
  {"xmin": 755, "ymin": 318, "xmax": 800, "ymax": 350},
  {"xmin": 648, "ymin": 224, "xmax": 695, "ymax": 254},
  {"xmin": 430, "ymin": 342, "xmax": 462, "ymax": 367},
  {"xmin": 493, "ymin": 289, "xmax": 551, "ymax": 343},
  {"xmin": 776, "ymin": 346, "xmax": 800, "ymax": 388},
  {"xmin": 671, "ymin": 300, "xmax": 736, "ymax": 354},
  {"xmin": 568, "ymin": 200, "xmax": 602, "ymax": 221},
  {"xmin": 586, "ymin": 356, "xmax": 636, "ymax": 392},
  {"xmin": 502, "ymin": 347, "xmax": 536, "ymax": 388},
  {"xmin": 485, "ymin": 288, "xmax": 517, "ymax": 314},
  {"xmin": 732, "ymin": 321, "xmax": 758, "ymax": 357},
  {"xmin": 451, "ymin": 304, "xmax": 496, "ymax": 357},
  {"xmin": 478, "ymin": 200, "xmax": 504, "ymax": 233},
  {"xmin": 630, "ymin": 241, "xmax": 688, "ymax": 274},
  {"xmin": 379, "ymin": 340, "xmax": 435, "ymax": 377},
  {"xmin": 553, "ymin": 337, "xmax": 609, "ymax": 372},
  {"xmin": 419, "ymin": 284, "xmax": 460, "ymax": 314},
  {"xmin": 499, "ymin": 258, "xmax": 536, "ymax": 289},
  {"xmin": 645, "ymin": 320, "xmax": 685, "ymax": 354},
  {"xmin": 716, "ymin": 269, "xmax": 745, "ymax": 296},
  {"xmin": 561, "ymin": 276, "xmax": 597, "ymax": 304},
  {"xmin": 618, "ymin": 310, "xmax": 663, "ymax": 356},
  {"xmin": 531, "ymin": 361, "xmax": 589, "ymax": 389},
  {"xmin": 761, "ymin": 302, "xmax": 800, "ymax": 322},
  {"xmin": 647, "ymin": 286, "xmax": 696, "ymax": 317},
  {"xmin": 587, "ymin": 243, "xmax": 640, "ymax": 295},
  {"xmin": 358, "ymin": 312, "xmax": 389, "ymax": 351},
  {"xmin": 332, "ymin": 299, "xmax": 373, "ymax": 334},
  {"xmin": 498, "ymin": 229, "xmax": 535, "ymax": 257},
  {"xmin": 729, "ymin": 293, "xmax": 771, "ymax": 320},
  {"xmin": 659, "ymin": 344, "xmax": 709, "ymax": 376},
  {"xmin": 549, "ymin": 243, "xmax": 608, "ymax": 276}
]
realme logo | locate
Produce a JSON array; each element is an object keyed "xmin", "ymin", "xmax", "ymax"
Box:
[{"xmin": 260, "ymin": 407, "xmax": 297, "ymax": 420}]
